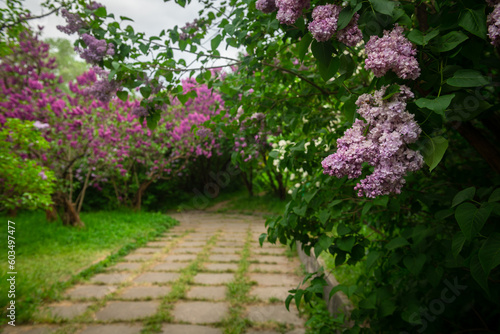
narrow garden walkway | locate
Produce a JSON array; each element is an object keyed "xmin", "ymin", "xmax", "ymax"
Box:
[{"xmin": 5, "ymin": 212, "xmax": 306, "ymax": 334}]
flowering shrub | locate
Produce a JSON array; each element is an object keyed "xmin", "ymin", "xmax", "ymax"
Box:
[
  {"xmin": 308, "ymin": 4, "xmax": 362, "ymax": 46},
  {"xmin": 322, "ymin": 85, "xmax": 423, "ymax": 197}
]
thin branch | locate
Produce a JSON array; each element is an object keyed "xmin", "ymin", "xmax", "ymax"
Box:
[{"xmin": 0, "ymin": 6, "xmax": 62, "ymax": 31}]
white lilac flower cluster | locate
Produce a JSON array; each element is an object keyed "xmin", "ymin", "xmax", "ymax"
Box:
[
  {"xmin": 488, "ymin": 2, "xmax": 500, "ymax": 47},
  {"xmin": 308, "ymin": 4, "xmax": 362, "ymax": 46},
  {"xmin": 364, "ymin": 25, "xmax": 420, "ymax": 80},
  {"xmin": 321, "ymin": 85, "xmax": 423, "ymax": 198},
  {"xmin": 272, "ymin": 139, "xmax": 294, "ymax": 171}
]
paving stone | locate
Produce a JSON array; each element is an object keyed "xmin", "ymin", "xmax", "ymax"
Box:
[
  {"xmin": 193, "ymin": 273, "xmax": 234, "ymax": 285},
  {"xmin": 46, "ymin": 302, "xmax": 91, "ymax": 320},
  {"xmin": 64, "ymin": 285, "xmax": 116, "ymax": 299},
  {"xmin": 208, "ymin": 254, "xmax": 240, "ymax": 262},
  {"xmin": 203, "ymin": 263, "xmax": 239, "ymax": 272},
  {"xmin": 2, "ymin": 326, "xmax": 58, "ymax": 334},
  {"xmin": 151, "ymin": 262, "xmax": 190, "ymax": 271},
  {"xmin": 147, "ymin": 241, "xmax": 170, "ymax": 247},
  {"xmin": 95, "ymin": 301, "xmax": 159, "ymax": 321},
  {"xmin": 287, "ymin": 329, "xmax": 306, "ymax": 334},
  {"xmin": 249, "ymin": 256, "xmax": 290, "ymax": 264},
  {"xmin": 248, "ymin": 264, "xmax": 295, "ymax": 273},
  {"xmin": 109, "ymin": 262, "xmax": 142, "ymax": 271},
  {"xmin": 123, "ymin": 254, "xmax": 155, "ymax": 262},
  {"xmin": 133, "ymin": 247, "xmax": 161, "ymax": 254},
  {"xmin": 245, "ymin": 331, "xmax": 305, "ymax": 334},
  {"xmin": 248, "ymin": 274, "xmax": 301, "ymax": 287},
  {"xmin": 164, "ymin": 254, "xmax": 197, "ymax": 262},
  {"xmin": 250, "ymin": 286, "xmax": 292, "ymax": 301},
  {"xmin": 252, "ymin": 248, "xmax": 286, "ymax": 255},
  {"xmin": 245, "ymin": 331, "xmax": 280, "ymax": 334},
  {"xmin": 246, "ymin": 305, "xmax": 303, "ymax": 325},
  {"xmin": 169, "ymin": 247, "xmax": 203, "ymax": 254},
  {"xmin": 161, "ymin": 324, "xmax": 222, "ymax": 334},
  {"xmin": 78, "ymin": 324, "xmax": 143, "ymax": 334},
  {"xmin": 90, "ymin": 273, "xmax": 131, "ymax": 284},
  {"xmin": 186, "ymin": 286, "xmax": 227, "ymax": 300},
  {"xmin": 133, "ymin": 272, "xmax": 180, "ymax": 284},
  {"xmin": 172, "ymin": 301, "xmax": 229, "ymax": 324},
  {"xmin": 180, "ymin": 241, "xmax": 206, "ymax": 247},
  {"xmin": 211, "ymin": 247, "xmax": 241, "ymax": 254},
  {"xmin": 118, "ymin": 286, "xmax": 171, "ymax": 299},
  {"xmin": 216, "ymin": 241, "xmax": 243, "ymax": 247}
]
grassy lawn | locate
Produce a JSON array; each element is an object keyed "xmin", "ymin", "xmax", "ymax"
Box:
[{"xmin": 0, "ymin": 209, "xmax": 177, "ymax": 324}]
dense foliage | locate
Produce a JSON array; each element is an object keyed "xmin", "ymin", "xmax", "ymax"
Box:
[{"xmin": 2, "ymin": 0, "xmax": 500, "ymax": 332}]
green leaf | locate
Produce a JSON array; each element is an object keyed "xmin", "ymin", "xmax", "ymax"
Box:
[
  {"xmin": 259, "ymin": 233, "xmax": 267, "ymax": 247},
  {"xmin": 478, "ymin": 233, "xmax": 500, "ymax": 275},
  {"xmin": 403, "ymin": 254, "xmax": 426, "ymax": 275},
  {"xmin": 447, "ymin": 69, "xmax": 489, "ymax": 87},
  {"xmin": 94, "ymin": 6, "xmax": 107, "ymax": 17},
  {"xmin": 298, "ymin": 33, "xmax": 313, "ymax": 62},
  {"xmin": 140, "ymin": 86, "xmax": 152, "ymax": 99},
  {"xmin": 459, "ymin": 7, "xmax": 487, "ymax": 40},
  {"xmin": 318, "ymin": 210, "xmax": 330, "ymax": 225},
  {"xmin": 488, "ymin": 188, "xmax": 500, "ymax": 202},
  {"xmin": 319, "ymin": 57, "xmax": 339, "ymax": 82},
  {"xmin": 293, "ymin": 205, "xmax": 307, "ymax": 217},
  {"xmin": 382, "ymin": 84, "xmax": 400, "ymax": 100},
  {"xmin": 379, "ymin": 299, "xmax": 397, "ymax": 317},
  {"xmin": 436, "ymin": 31, "xmax": 468, "ymax": 52},
  {"xmin": 452, "ymin": 231, "xmax": 466, "ymax": 258},
  {"xmin": 452, "ymin": 187, "xmax": 476, "ymax": 207},
  {"xmin": 421, "ymin": 136, "xmax": 449, "ymax": 172},
  {"xmin": 315, "ymin": 235, "xmax": 332, "ymax": 257},
  {"xmin": 311, "ymin": 40, "xmax": 334, "ymax": 68},
  {"xmin": 337, "ymin": 223, "xmax": 351, "ymax": 236},
  {"xmin": 386, "ymin": 236, "xmax": 410, "ymax": 250},
  {"xmin": 415, "ymin": 94, "xmax": 455, "ymax": 116},
  {"xmin": 369, "ymin": 0, "xmax": 395, "ymax": 16},
  {"xmin": 337, "ymin": 236, "xmax": 355, "ymax": 252},
  {"xmin": 407, "ymin": 29, "xmax": 439, "ymax": 46},
  {"xmin": 337, "ymin": 3, "xmax": 362, "ymax": 30},
  {"xmin": 471, "ymin": 252, "xmax": 489, "ymax": 293},
  {"xmin": 366, "ymin": 250, "xmax": 380, "ymax": 270},
  {"xmin": 116, "ymin": 90, "xmax": 128, "ymax": 102},
  {"xmin": 455, "ymin": 203, "xmax": 492, "ymax": 240},
  {"xmin": 120, "ymin": 16, "xmax": 134, "ymax": 22},
  {"xmin": 211, "ymin": 35, "xmax": 223, "ymax": 51},
  {"xmin": 359, "ymin": 293, "xmax": 377, "ymax": 309},
  {"xmin": 362, "ymin": 202, "xmax": 373, "ymax": 215}
]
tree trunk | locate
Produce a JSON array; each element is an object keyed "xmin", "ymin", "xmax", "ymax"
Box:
[
  {"xmin": 132, "ymin": 180, "xmax": 153, "ymax": 211},
  {"xmin": 241, "ymin": 171, "xmax": 254, "ymax": 197},
  {"xmin": 7, "ymin": 208, "xmax": 17, "ymax": 218},
  {"xmin": 45, "ymin": 204, "xmax": 58, "ymax": 222},
  {"xmin": 53, "ymin": 192, "xmax": 84, "ymax": 227},
  {"xmin": 275, "ymin": 172, "xmax": 287, "ymax": 200}
]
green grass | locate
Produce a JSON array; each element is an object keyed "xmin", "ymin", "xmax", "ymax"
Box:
[
  {"xmin": 176, "ymin": 188, "xmax": 289, "ymax": 216},
  {"xmin": 0, "ymin": 209, "xmax": 177, "ymax": 324}
]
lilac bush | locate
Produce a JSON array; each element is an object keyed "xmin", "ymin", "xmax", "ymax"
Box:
[
  {"xmin": 322, "ymin": 85, "xmax": 423, "ymax": 198},
  {"xmin": 308, "ymin": 4, "xmax": 362, "ymax": 46},
  {"xmin": 364, "ymin": 25, "xmax": 420, "ymax": 80}
]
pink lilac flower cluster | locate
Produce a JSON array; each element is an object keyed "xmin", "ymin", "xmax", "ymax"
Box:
[
  {"xmin": 488, "ymin": 3, "xmax": 500, "ymax": 47},
  {"xmin": 364, "ymin": 25, "xmax": 420, "ymax": 80},
  {"xmin": 275, "ymin": 0, "xmax": 310, "ymax": 25},
  {"xmin": 308, "ymin": 4, "xmax": 362, "ymax": 46},
  {"xmin": 322, "ymin": 85, "xmax": 423, "ymax": 198},
  {"xmin": 256, "ymin": 0, "xmax": 277, "ymax": 13},
  {"xmin": 77, "ymin": 34, "xmax": 115, "ymax": 64}
]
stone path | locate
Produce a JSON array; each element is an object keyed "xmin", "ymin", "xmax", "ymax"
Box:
[{"xmin": 4, "ymin": 212, "xmax": 306, "ymax": 334}]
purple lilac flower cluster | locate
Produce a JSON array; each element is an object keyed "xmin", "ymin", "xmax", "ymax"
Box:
[
  {"xmin": 256, "ymin": 0, "xmax": 277, "ymax": 13},
  {"xmin": 84, "ymin": 67, "xmax": 121, "ymax": 102},
  {"xmin": 77, "ymin": 34, "xmax": 115, "ymax": 64},
  {"xmin": 57, "ymin": 8, "xmax": 86, "ymax": 35},
  {"xmin": 179, "ymin": 19, "xmax": 205, "ymax": 40},
  {"xmin": 307, "ymin": 4, "xmax": 362, "ymax": 46},
  {"xmin": 275, "ymin": 0, "xmax": 310, "ymax": 25},
  {"xmin": 322, "ymin": 85, "xmax": 423, "ymax": 198},
  {"xmin": 365, "ymin": 25, "xmax": 420, "ymax": 80},
  {"xmin": 488, "ymin": 3, "xmax": 500, "ymax": 47}
]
